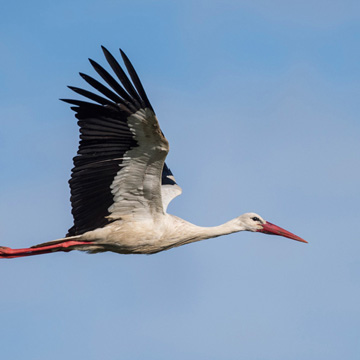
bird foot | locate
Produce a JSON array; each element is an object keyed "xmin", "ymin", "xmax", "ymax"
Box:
[
  {"xmin": 0, "ymin": 241, "xmax": 91, "ymax": 259},
  {"xmin": 0, "ymin": 246, "xmax": 11, "ymax": 250},
  {"xmin": 0, "ymin": 246, "xmax": 30, "ymax": 259}
]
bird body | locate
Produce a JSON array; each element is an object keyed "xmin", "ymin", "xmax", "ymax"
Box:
[
  {"xmin": 0, "ymin": 47, "xmax": 306, "ymax": 259},
  {"xmin": 33, "ymin": 213, "xmax": 273, "ymax": 255}
]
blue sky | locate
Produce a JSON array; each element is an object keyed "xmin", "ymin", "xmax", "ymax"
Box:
[{"xmin": 1, "ymin": 1, "xmax": 359, "ymax": 359}]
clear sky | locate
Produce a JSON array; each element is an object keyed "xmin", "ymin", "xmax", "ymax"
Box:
[{"xmin": 1, "ymin": 1, "xmax": 359, "ymax": 359}]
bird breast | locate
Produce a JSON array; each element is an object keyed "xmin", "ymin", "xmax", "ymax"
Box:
[{"xmin": 80, "ymin": 215, "xmax": 202, "ymax": 254}]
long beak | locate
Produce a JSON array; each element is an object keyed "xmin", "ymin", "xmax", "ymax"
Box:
[{"xmin": 258, "ymin": 221, "xmax": 307, "ymax": 243}]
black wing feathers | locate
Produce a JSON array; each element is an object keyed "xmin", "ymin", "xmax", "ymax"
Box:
[
  {"xmin": 120, "ymin": 49, "xmax": 154, "ymax": 112},
  {"xmin": 67, "ymin": 86, "xmax": 115, "ymax": 107},
  {"xmin": 101, "ymin": 46, "xmax": 144, "ymax": 109},
  {"xmin": 88, "ymin": 58, "xmax": 139, "ymax": 110},
  {"xmin": 63, "ymin": 47, "xmax": 168, "ymax": 237},
  {"xmin": 79, "ymin": 73, "xmax": 124, "ymax": 105},
  {"xmin": 162, "ymin": 163, "xmax": 177, "ymax": 185}
]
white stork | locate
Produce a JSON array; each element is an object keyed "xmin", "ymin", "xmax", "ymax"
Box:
[{"xmin": 0, "ymin": 47, "xmax": 306, "ymax": 259}]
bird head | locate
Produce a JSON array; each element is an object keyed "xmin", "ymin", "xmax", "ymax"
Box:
[{"xmin": 238, "ymin": 212, "xmax": 307, "ymax": 243}]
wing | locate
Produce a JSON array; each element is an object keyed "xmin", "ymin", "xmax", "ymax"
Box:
[
  {"xmin": 161, "ymin": 163, "xmax": 182, "ymax": 212},
  {"xmin": 62, "ymin": 47, "xmax": 181, "ymax": 237}
]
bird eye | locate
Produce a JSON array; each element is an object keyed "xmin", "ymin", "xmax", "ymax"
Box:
[{"xmin": 252, "ymin": 217, "xmax": 260, "ymax": 222}]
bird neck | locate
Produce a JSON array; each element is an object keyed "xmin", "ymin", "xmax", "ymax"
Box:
[
  {"xmin": 154, "ymin": 216, "xmax": 247, "ymax": 253},
  {"xmin": 196, "ymin": 218, "xmax": 245, "ymax": 240},
  {"xmin": 167, "ymin": 217, "xmax": 245, "ymax": 250}
]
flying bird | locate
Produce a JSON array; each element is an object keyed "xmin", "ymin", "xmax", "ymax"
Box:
[{"xmin": 0, "ymin": 47, "xmax": 307, "ymax": 259}]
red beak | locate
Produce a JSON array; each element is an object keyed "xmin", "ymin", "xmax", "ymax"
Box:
[{"xmin": 258, "ymin": 221, "xmax": 307, "ymax": 243}]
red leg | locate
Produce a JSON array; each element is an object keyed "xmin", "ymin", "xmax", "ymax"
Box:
[{"xmin": 0, "ymin": 240, "xmax": 91, "ymax": 259}]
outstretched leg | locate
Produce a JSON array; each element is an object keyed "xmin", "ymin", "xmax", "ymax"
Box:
[{"xmin": 0, "ymin": 240, "xmax": 91, "ymax": 259}]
